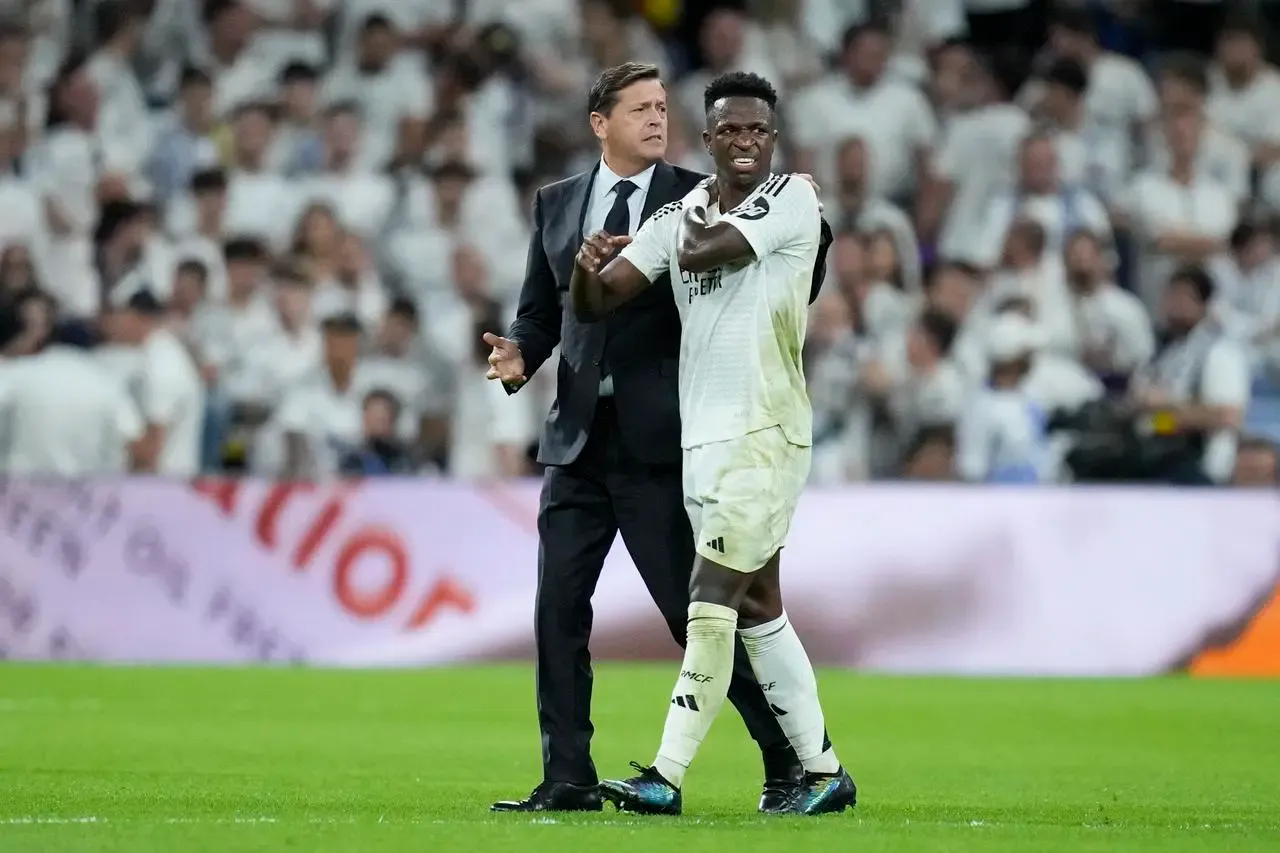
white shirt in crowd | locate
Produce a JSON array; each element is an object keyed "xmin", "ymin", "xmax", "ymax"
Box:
[
  {"xmin": 972, "ymin": 185, "xmax": 1112, "ymax": 269},
  {"xmin": 1071, "ymin": 282, "xmax": 1158, "ymax": 375},
  {"xmin": 1146, "ymin": 125, "xmax": 1252, "ymax": 203},
  {"xmin": 971, "ymin": 255, "xmax": 1079, "ymax": 356},
  {"xmin": 1119, "ymin": 170, "xmax": 1239, "ymax": 312},
  {"xmin": 1207, "ymin": 65, "xmax": 1280, "ymax": 150},
  {"xmin": 0, "ymin": 346, "xmax": 142, "ymax": 475},
  {"xmin": 273, "ymin": 368, "xmax": 365, "ymax": 477},
  {"xmin": 933, "ymin": 102, "xmax": 1030, "ymax": 264},
  {"xmin": 887, "ymin": 359, "xmax": 969, "ymax": 442},
  {"xmin": 86, "ymin": 48, "xmax": 154, "ymax": 176},
  {"xmin": 788, "ymin": 73, "xmax": 938, "ymax": 199},
  {"xmin": 139, "ymin": 327, "xmax": 205, "ymax": 477},
  {"xmin": 26, "ymin": 126, "xmax": 102, "ymax": 317},
  {"xmin": 620, "ymin": 174, "xmax": 822, "ymax": 448},
  {"xmin": 956, "ymin": 387, "xmax": 1051, "ymax": 483},
  {"xmin": 225, "ymin": 325, "xmax": 322, "ymax": 406},
  {"xmin": 192, "ymin": 295, "xmax": 281, "ymax": 388}
]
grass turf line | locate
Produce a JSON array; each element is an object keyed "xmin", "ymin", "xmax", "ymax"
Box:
[{"xmin": 0, "ymin": 664, "xmax": 1277, "ymax": 852}]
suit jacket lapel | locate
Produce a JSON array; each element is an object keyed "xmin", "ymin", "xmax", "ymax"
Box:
[
  {"xmin": 572, "ymin": 162, "xmax": 598, "ymax": 242},
  {"xmin": 556, "ymin": 165, "xmax": 598, "ymax": 286},
  {"xmin": 641, "ymin": 162, "xmax": 676, "ymax": 223}
]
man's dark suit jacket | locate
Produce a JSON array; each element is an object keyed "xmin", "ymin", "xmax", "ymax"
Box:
[{"xmin": 506, "ymin": 161, "xmax": 834, "ymax": 468}]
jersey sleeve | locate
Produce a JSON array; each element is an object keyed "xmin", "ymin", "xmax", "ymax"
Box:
[
  {"xmin": 721, "ymin": 174, "xmax": 820, "ymax": 260},
  {"xmin": 617, "ymin": 201, "xmax": 680, "ymax": 281}
]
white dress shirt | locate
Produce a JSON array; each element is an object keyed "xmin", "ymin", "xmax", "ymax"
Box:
[{"xmin": 582, "ymin": 157, "xmax": 657, "ymax": 396}]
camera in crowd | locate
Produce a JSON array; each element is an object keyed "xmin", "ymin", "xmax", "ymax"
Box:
[{"xmin": 1048, "ymin": 400, "xmax": 1207, "ymax": 484}]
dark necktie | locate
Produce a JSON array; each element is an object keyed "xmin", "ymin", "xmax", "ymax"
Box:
[
  {"xmin": 598, "ymin": 179, "xmax": 637, "ymax": 384},
  {"xmin": 603, "ymin": 179, "xmax": 637, "ymax": 238}
]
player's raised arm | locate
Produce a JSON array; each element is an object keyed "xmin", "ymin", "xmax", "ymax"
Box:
[
  {"xmin": 570, "ymin": 202, "xmax": 680, "ymax": 321},
  {"xmin": 676, "ymin": 178, "xmax": 757, "ymax": 273}
]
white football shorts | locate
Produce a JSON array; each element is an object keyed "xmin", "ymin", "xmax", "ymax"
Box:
[{"xmin": 682, "ymin": 425, "xmax": 811, "ymax": 573}]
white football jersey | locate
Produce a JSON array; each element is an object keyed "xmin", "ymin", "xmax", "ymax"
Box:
[{"xmin": 619, "ymin": 173, "xmax": 821, "ymax": 448}]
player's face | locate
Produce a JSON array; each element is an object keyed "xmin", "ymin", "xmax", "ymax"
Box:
[
  {"xmin": 703, "ymin": 97, "xmax": 776, "ymax": 192},
  {"xmin": 597, "ymin": 78, "xmax": 668, "ymax": 164}
]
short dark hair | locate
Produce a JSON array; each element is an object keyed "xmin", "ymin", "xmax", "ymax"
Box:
[
  {"xmin": 1008, "ymin": 218, "xmax": 1047, "ymax": 256},
  {"xmin": 232, "ymin": 99, "xmax": 277, "ymax": 121},
  {"xmin": 1043, "ymin": 57, "xmax": 1088, "ymax": 95},
  {"xmin": 841, "ymin": 21, "xmax": 891, "ymax": 53},
  {"xmin": 916, "ymin": 308, "xmax": 958, "ymax": 357},
  {"xmin": 270, "ymin": 259, "xmax": 309, "ymax": 284},
  {"xmin": 223, "ymin": 237, "xmax": 267, "ymax": 263},
  {"xmin": 588, "ymin": 62, "xmax": 662, "ymax": 116},
  {"xmin": 1230, "ymin": 220, "xmax": 1270, "ymax": 252},
  {"xmin": 929, "ymin": 261, "xmax": 981, "ymax": 283},
  {"xmin": 1238, "ymin": 435, "xmax": 1279, "ymax": 457},
  {"xmin": 979, "ymin": 47, "xmax": 1030, "ymax": 101},
  {"xmin": 203, "ymin": 0, "xmax": 241, "ymax": 25},
  {"xmin": 1065, "ymin": 227, "xmax": 1104, "ymax": 252},
  {"xmin": 125, "ymin": 288, "xmax": 166, "ymax": 316},
  {"xmin": 95, "ymin": 1, "xmax": 141, "ymax": 43},
  {"xmin": 388, "ymin": 297, "xmax": 418, "ymax": 321},
  {"xmin": 1219, "ymin": 8, "xmax": 1263, "ymax": 42},
  {"xmin": 363, "ymin": 388, "xmax": 403, "ymax": 417},
  {"xmin": 1052, "ymin": 6, "xmax": 1095, "ymax": 38},
  {"xmin": 175, "ymin": 259, "xmax": 209, "ymax": 282},
  {"xmin": 1169, "ymin": 265, "xmax": 1215, "ymax": 303},
  {"xmin": 361, "ymin": 13, "xmax": 394, "ymax": 33},
  {"xmin": 1159, "ymin": 52, "xmax": 1209, "ymax": 94},
  {"xmin": 279, "ymin": 61, "xmax": 318, "ymax": 85},
  {"xmin": 190, "ymin": 168, "xmax": 227, "ymax": 194},
  {"xmin": 703, "ymin": 71, "xmax": 778, "ymax": 114},
  {"xmin": 179, "ymin": 64, "xmax": 212, "ymax": 89},
  {"xmin": 323, "ymin": 100, "xmax": 361, "ymax": 120},
  {"xmin": 904, "ymin": 424, "xmax": 957, "ymax": 458},
  {"xmin": 322, "ymin": 312, "xmax": 363, "ymax": 335}
]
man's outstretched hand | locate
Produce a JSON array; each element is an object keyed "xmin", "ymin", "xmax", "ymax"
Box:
[{"xmin": 483, "ymin": 332, "xmax": 527, "ymax": 386}]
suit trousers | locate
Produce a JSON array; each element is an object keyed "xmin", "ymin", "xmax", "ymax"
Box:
[{"xmin": 533, "ymin": 397, "xmax": 789, "ymax": 783}]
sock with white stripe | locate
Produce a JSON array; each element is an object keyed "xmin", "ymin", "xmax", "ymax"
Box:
[
  {"xmin": 651, "ymin": 601, "xmax": 739, "ymax": 788},
  {"xmin": 739, "ymin": 612, "xmax": 840, "ymax": 774}
]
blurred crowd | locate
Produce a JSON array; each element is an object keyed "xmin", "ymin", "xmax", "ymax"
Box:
[{"xmin": 1, "ymin": 0, "xmax": 1279, "ymax": 486}]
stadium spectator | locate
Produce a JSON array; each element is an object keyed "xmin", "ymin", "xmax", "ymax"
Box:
[
  {"xmin": 1131, "ymin": 265, "xmax": 1249, "ymax": 484},
  {"xmin": 105, "ymin": 287, "xmax": 204, "ymax": 476},
  {"xmin": 0, "ymin": 306, "xmax": 142, "ymax": 475},
  {"xmin": 789, "ymin": 21, "xmax": 938, "ymax": 202},
  {"xmin": 1063, "ymin": 229, "xmax": 1156, "ymax": 384},
  {"xmin": 1231, "ymin": 435, "xmax": 1279, "ymax": 486}
]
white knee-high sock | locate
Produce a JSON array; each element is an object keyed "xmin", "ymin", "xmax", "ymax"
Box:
[
  {"xmin": 739, "ymin": 613, "xmax": 840, "ymax": 774},
  {"xmin": 651, "ymin": 601, "xmax": 739, "ymax": 788}
]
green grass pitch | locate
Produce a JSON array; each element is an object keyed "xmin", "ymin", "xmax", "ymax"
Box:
[{"xmin": 1, "ymin": 665, "xmax": 1278, "ymax": 852}]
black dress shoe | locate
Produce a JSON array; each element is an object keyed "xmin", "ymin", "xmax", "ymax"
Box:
[
  {"xmin": 758, "ymin": 743, "xmax": 805, "ymax": 814},
  {"xmin": 490, "ymin": 781, "xmax": 603, "ymax": 812}
]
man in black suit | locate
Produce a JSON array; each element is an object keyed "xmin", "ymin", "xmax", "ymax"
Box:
[{"xmin": 486, "ymin": 63, "xmax": 829, "ymax": 814}]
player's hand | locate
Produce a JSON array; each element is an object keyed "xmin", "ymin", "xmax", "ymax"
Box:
[
  {"xmin": 483, "ymin": 333, "xmax": 527, "ymax": 386},
  {"xmin": 576, "ymin": 231, "xmax": 631, "ymax": 273},
  {"xmin": 796, "ymin": 173, "xmax": 824, "ymax": 212}
]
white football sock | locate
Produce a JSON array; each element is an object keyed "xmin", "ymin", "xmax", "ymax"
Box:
[
  {"xmin": 652, "ymin": 601, "xmax": 739, "ymax": 788},
  {"xmin": 739, "ymin": 612, "xmax": 840, "ymax": 774}
]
